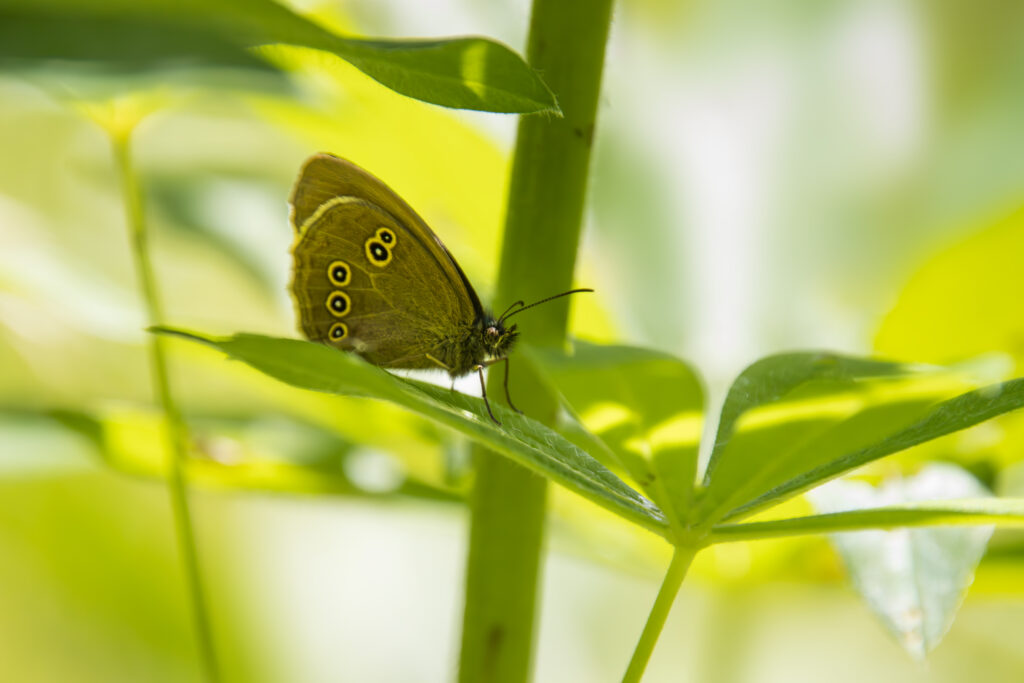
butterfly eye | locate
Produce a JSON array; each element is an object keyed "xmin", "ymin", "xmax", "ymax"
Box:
[
  {"xmin": 327, "ymin": 260, "xmax": 351, "ymax": 286},
  {"xmin": 376, "ymin": 227, "xmax": 396, "ymax": 245},
  {"xmin": 326, "ymin": 291, "xmax": 352, "ymax": 317},
  {"xmin": 328, "ymin": 322, "xmax": 348, "ymax": 341},
  {"xmin": 365, "ymin": 238, "xmax": 393, "ymax": 267}
]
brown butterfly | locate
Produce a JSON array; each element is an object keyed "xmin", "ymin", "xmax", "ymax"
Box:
[{"xmin": 289, "ymin": 153, "xmax": 589, "ymax": 424}]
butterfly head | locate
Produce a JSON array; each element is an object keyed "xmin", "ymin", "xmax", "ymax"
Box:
[
  {"xmin": 480, "ymin": 288, "xmax": 594, "ymax": 360},
  {"xmin": 481, "ymin": 317, "xmax": 518, "ymax": 358}
]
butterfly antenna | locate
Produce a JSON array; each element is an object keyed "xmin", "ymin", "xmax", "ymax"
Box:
[
  {"xmin": 497, "ymin": 299, "xmax": 526, "ymax": 322},
  {"xmin": 499, "ymin": 288, "xmax": 594, "ymax": 323}
]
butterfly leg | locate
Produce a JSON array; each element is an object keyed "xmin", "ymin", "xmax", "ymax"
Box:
[
  {"xmin": 474, "ymin": 365, "xmax": 501, "ymax": 425},
  {"xmin": 499, "ymin": 357, "xmax": 523, "ymax": 415},
  {"xmin": 426, "ymin": 353, "xmax": 452, "ymax": 372}
]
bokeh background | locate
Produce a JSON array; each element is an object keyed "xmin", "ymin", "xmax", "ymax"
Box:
[{"xmin": 2, "ymin": 0, "xmax": 1024, "ymax": 681}]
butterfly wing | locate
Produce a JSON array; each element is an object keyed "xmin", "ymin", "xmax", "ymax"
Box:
[
  {"xmin": 291, "ymin": 195, "xmax": 478, "ymax": 369},
  {"xmin": 290, "ymin": 153, "xmax": 485, "ymax": 318}
]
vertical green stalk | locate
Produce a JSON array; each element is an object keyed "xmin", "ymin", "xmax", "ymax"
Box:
[
  {"xmin": 112, "ymin": 130, "xmax": 220, "ymax": 683},
  {"xmin": 621, "ymin": 546, "xmax": 698, "ymax": 683},
  {"xmin": 458, "ymin": 1, "xmax": 615, "ymax": 682}
]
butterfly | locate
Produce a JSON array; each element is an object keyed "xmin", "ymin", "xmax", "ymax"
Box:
[{"xmin": 288, "ymin": 153, "xmax": 590, "ymax": 424}]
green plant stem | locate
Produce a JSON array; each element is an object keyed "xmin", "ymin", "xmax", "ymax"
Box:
[
  {"xmin": 112, "ymin": 132, "xmax": 220, "ymax": 683},
  {"xmin": 457, "ymin": 0, "xmax": 615, "ymax": 682},
  {"xmin": 621, "ymin": 546, "xmax": 698, "ymax": 683}
]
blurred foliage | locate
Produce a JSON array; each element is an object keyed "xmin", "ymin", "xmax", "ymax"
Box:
[{"xmin": 876, "ymin": 206, "xmax": 1024, "ymax": 480}]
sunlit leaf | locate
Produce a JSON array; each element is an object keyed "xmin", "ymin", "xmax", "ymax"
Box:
[
  {"xmin": 153, "ymin": 328, "xmax": 668, "ymax": 535},
  {"xmin": 697, "ymin": 353, "xmax": 1024, "ymax": 526},
  {"xmin": 728, "ymin": 378, "xmax": 1024, "ymax": 522},
  {"xmin": 527, "ymin": 341, "xmax": 703, "ymax": 531},
  {"xmin": 320, "ymin": 37, "xmax": 558, "ymax": 114},
  {"xmin": 698, "ymin": 354, "xmax": 959, "ymax": 524},
  {"xmin": 807, "ymin": 465, "xmax": 995, "ymax": 659},
  {"xmin": 0, "ymin": 0, "xmax": 559, "ymax": 113}
]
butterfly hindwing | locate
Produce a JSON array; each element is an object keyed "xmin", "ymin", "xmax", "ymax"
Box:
[{"xmin": 290, "ymin": 196, "xmax": 478, "ymax": 369}]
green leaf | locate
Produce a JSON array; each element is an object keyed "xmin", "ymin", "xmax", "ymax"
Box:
[
  {"xmin": 704, "ymin": 353, "xmax": 921, "ymax": 480},
  {"xmin": 526, "ymin": 341, "xmax": 703, "ymax": 532},
  {"xmin": 807, "ymin": 466, "xmax": 996, "ymax": 659},
  {"xmin": 153, "ymin": 328, "xmax": 667, "ymax": 535},
  {"xmin": 726, "ymin": 377, "xmax": 1024, "ymax": 523},
  {"xmin": 0, "ymin": 0, "xmax": 559, "ymax": 114},
  {"xmin": 708, "ymin": 498, "xmax": 1024, "ymax": 543},
  {"xmin": 696, "ymin": 352, "xmax": 1021, "ymax": 525},
  {"xmin": 322, "ymin": 37, "xmax": 558, "ymax": 114}
]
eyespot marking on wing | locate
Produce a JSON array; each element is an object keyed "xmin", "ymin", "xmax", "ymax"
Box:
[
  {"xmin": 328, "ymin": 322, "xmax": 349, "ymax": 341},
  {"xmin": 365, "ymin": 238, "xmax": 392, "ymax": 267},
  {"xmin": 326, "ymin": 291, "xmax": 352, "ymax": 317},
  {"xmin": 327, "ymin": 260, "xmax": 352, "ymax": 287}
]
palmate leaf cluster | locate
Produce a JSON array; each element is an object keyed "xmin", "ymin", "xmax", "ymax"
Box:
[{"xmin": 154, "ymin": 328, "xmax": 1024, "ymax": 657}]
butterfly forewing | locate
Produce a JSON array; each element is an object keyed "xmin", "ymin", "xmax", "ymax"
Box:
[
  {"xmin": 290, "ymin": 154, "xmax": 485, "ymax": 318},
  {"xmin": 291, "ymin": 196, "xmax": 478, "ymax": 369}
]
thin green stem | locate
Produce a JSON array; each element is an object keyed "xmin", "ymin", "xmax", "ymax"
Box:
[
  {"xmin": 457, "ymin": 1, "xmax": 615, "ymax": 681},
  {"xmin": 621, "ymin": 546, "xmax": 698, "ymax": 683},
  {"xmin": 112, "ymin": 132, "xmax": 220, "ymax": 683}
]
